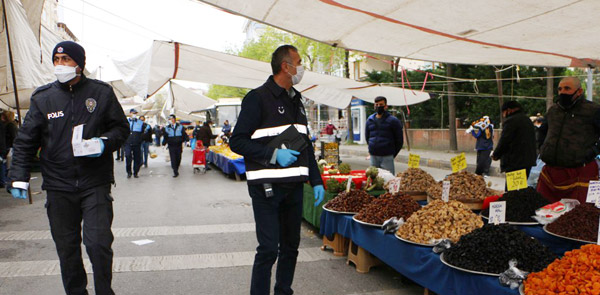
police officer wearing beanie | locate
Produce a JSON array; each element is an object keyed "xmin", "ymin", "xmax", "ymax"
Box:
[
  {"xmin": 124, "ymin": 108, "xmax": 145, "ymax": 178},
  {"xmin": 162, "ymin": 114, "xmax": 187, "ymax": 177},
  {"xmin": 230, "ymin": 45, "xmax": 324, "ymax": 295},
  {"xmin": 8, "ymin": 41, "xmax": 129, "ymax": 295}
]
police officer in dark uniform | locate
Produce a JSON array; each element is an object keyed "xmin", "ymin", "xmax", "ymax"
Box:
[
  {"xmin": 230, "ymin": 45, "xmax": 325, "ymax": 295},
  {"xmin": 124, "ymin": 108, "xmax": 146, "ymax": 178},
  {"xmin": 8, "ymin": 41, "xmax": 129, "ymax": 295},
  {"xmin": 162, "ymin": 114, "xmax": 187, "ymax": 177}
]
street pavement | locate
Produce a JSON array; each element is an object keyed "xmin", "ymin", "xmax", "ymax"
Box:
[{"xmin": 0, "ymin": 146, "xmax": 439, "ymax": 295}]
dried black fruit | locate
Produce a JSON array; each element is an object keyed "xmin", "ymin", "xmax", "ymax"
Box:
[
  {"xmin": 546, "ymin": 203, "xmax": 600, "ymax": 242},
  {"xmin": 481, "ymin": 187, "xmax": 549, "ymax": 222},
  {"xmin": 444, "ymin": 224, "xmax": 557, "ymax": 274}
]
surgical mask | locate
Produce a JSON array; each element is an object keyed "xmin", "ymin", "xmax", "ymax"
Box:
[
  {"xmin": 289, "ymin": 64, "xmax": 304, "ymax": 85},
  {"xmin": 54, "ymin": 65, "xmax": 79, "ymax": 83},
  {"xmin": 376, "ymin": 106, "xmax": 385, "ymax": 115},
  {"xmin": 558, "ymin": 89, "xmax": 580, "ymax": 108},
  {"xmin": 131, "ymin": 114, "xmax": 137, "ymax": 119}
]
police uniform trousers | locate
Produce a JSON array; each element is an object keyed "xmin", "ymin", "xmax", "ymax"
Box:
[
  {"xmin": 248, "ymin": 182, "xmax": 303, "ymax": 295},
  {"xmin": 168, "ymin": 144, "xmax": 183, "ymax": 174},
  {"xmin": 46, "ymin": 184, "xmax": 115, "ymax": 295},
  {"xmin": 124, "ymin": 143, "xmax": 142, "ymax": 175}
]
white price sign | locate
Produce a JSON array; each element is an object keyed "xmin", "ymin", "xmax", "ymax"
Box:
[
  {"xmin": 346, "ymin": 175, "xmax": 353, "ymax": 193},
  {"xmin": 490, "ymin": 201, "xmax": 506, "ymax": 225},
  {"xmin": 597, "ymin": 216, "xmax": 600, "ymax": 245},
  {"xmin": 442, "ymin": 181, "xmax": 450, "ymax": 202},
  {"xmin": 586, "ymin": 180, "xmax": 600, "ymax": 206},
  {"xmin": 388, "ymin": 178, "xmax": 402, "ymax": 194}
]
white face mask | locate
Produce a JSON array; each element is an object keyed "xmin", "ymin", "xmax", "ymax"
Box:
[
  {"xmin": 54, "ymin": 65, "xmax": 79, "ymax": 83},
  {"xmin": 289, "ymin": 65, "xmax": 304, "ymax": 85}
]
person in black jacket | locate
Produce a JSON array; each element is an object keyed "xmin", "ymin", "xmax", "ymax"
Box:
[
  {"xmin": 196, "ymin": 120, "xmax": 217, "ymax": 147},
  {"xmin": 162, "ymin": 114, "xmax": 188, "ymax": 177},
  {"xmin": 124, "ymin": 109, "xmax": 146, "ymax": 178},
  {"xmin": 8, "ymin": 41, "xmax": 129, "ymax": 295},
  {"xmin": 230, "ymin": 45, "xmax": 324, "ymax": 295},
  {"xmin": 492, "ymin": 101, "xmax": 537, "ymax": 190},
  {"xmin": 365, "ymin": 96, "xmax": 403, "ymax": 175}
]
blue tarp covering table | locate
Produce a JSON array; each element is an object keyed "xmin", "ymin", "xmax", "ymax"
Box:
[
  {"xmin": 206, "ymin": 149, "xmax": 246, "ymax": 175},
  {"xmin": 320, "ymin": 211, "xmax": 518, "ymax": 295}
]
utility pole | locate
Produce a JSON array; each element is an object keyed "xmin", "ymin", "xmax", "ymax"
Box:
[
  {"xmin": 447, "ymin": 64, "xmax": 457, "ymax": 151},
  {"xmin": 546, "ymin": 67, "xmax": 554, "ymax": 110},
  {"xmin": 344, "ymin": 50, "xmax": 354, "ymax": 144}
]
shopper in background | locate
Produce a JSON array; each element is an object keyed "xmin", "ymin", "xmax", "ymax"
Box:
[
  {"xmin": 197, "ymin": 120, "xmax": 217, "ymax": 148},
  {"xmin": 124, "ymin": 109, "xmax": 146, "ymax": 178},
  {"xmin": 8, "ymin": 41, "xmax": 129, "ymax": 295},
  {"xmin": 466, "ymin": 116, "xmax": 494, "ymax": 176},
  {"xmin": 153, "ymin": 124, "xmax": 162, "ymax": 146},
  {"xmin": 139, "ymin": 115, "xmax": 152, "ymax": 168},
  {"xmin": 0, "ymin": 111, "xmax": 16, "ymax": 188},
  {"xmin": 324, "ymin": 120, "xmax": 337, "ymax": 142},
  {"xmin": 230, "ymin": 44, "xmax": 324, "ymax": 295},
  {"xmin": 537, "ymin": 77, "xmax": 600, "ymax": 203},
  {"xmin": 492, "ymin": 101, "xmax": 537, "ymax": 190},
  {"xmin": 365, "ymin": 96, "xmax": 403, "ymax": 175},
  {"xmin": 162, "ymin": 114, "xmax": 188, "ymax": 177}
]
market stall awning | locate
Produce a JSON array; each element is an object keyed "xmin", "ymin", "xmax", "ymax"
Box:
[
  {"xmin": 0, "ymin": 0, "xmax": 64, "ymax": 110},
  {"xmin": 113, "ymin": 40, "xmax": 430, "ymax": 109},
  {"xmin": 197, "ymin": 0, "xmax": 600, "ymax": 67}
]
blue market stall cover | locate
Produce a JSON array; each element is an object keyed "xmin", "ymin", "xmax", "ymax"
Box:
[{"xmin": 206, "ymin": 149, "xmax": 245, "ymax": 175}]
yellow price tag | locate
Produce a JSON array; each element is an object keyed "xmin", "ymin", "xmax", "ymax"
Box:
[
  {"xmin": 450, "ymin": 153, "xmax": 467, "ymax": 173},
  {"xmin": 506, "ymin": 169, "xmax": 528, "ymax": 191},
  {"xmin": 408, "ymin": 153, "xmax": 420, "ymax": 168}
]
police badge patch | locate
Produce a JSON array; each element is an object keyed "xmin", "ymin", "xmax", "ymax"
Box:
[{"xmin": 85, "ymin": 98, "xmax": 97, "ymax": 113}]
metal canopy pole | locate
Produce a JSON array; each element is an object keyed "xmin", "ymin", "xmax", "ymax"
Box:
[
  {"xmin": 2, "ymin": 0, "xmax": 22, "ymax": 126},
  {"xmin": 587, "ymin": 66, "xmax": 593, "ymax": 101},
  {"xmin": 2, "ymin": 0, "xmax": 30, "ymax": 204}
]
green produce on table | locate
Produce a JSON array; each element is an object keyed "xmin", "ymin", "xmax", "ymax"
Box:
[
  {"xmin": 366, "ymin": 166, "xmax": 379, "ymax": 179},
  {"xmin": 326, "ymin": 178, "xmax": 342, "ymax": 193},
  {"xmin": 366, "ymin": 176, "xmax": 385, "ymax": 191},
  {"xmin": 338, "ymin": 163, "xmax": 351, "ymax": 174}
]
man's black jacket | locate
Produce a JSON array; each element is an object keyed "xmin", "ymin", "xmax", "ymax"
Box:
[
  {"xmin": 8, "ymin": 76, "xmax": 129, "ymax": 192},
  {"xmin": 492, "ymin": 110, "xmax": 537, "ymax": 172}
]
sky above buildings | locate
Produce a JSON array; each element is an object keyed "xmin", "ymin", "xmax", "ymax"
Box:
[{"xmin": 58, "ymin": 0, "xmax": 248, "ymax": 81}]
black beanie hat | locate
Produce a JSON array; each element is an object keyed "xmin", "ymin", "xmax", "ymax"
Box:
[
  {"xmin": 52, "ymin": 41, "xmax": 86, "ymax": 70},
  {"xmin": 501, "ymin": 100, "xmax": 522, "ymax": 111}
]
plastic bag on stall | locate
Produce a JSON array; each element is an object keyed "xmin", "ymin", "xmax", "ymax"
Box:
[
  {"xmin": 527, "ymin": 156, "xmax": 545, "ymax": 188},
  {"xmin": 499, "ymin": 259, "xmax": 529, "ymax": 289},
  {"xmin": 533, "ymin": 199, "xmax": 580, "ymax": 224},
  {"xmin": 432, "ymin": 239, "xmax": 452, "ymax": 254},
  {"xmin": 377, "ymin": 168, "xmax": 395, "ymax": 183},
  {"xmin": 382, "ymin": 217, "xmax": 405, "ymax": 234}
]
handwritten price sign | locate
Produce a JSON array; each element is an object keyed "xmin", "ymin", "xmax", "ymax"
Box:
[
  {"xmin": 506, "ymin": 169, "xmax": 528, "ymax": 191},
  {"xmin": 408, "ymin": 153, "xmax": 420, "ymax": 168},
  {"xmin": 450, "ymin": 153, "xmax": 467, "ymax": 173}
]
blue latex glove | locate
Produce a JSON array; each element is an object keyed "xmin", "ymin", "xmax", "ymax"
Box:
[
  {"xmin": 276, "ymin": 149, "xmax": 300, "ymax": 167},
  {"xmin": 9, "ymin": 188, "xmax": 27, "ymax": 199},
  {"xmin": 313, "ymin": 185, "xmax": 325, "ymax": 207},
  {"xmin": 86, "ymin": 138, "xmax": 105, "ymax": 158}
]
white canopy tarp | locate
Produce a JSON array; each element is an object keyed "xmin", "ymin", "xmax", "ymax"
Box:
[
  {"xmin": 0, "ymin": 0, "xmax": 63, "ymax": 110},
  {"xmin": 113, "ymin": 40, "xmax": 430, "ymax": 109},
  {"xmin": 197, "ymin": 0, "xmax": 600, "ymax": 67},
  {"xmin": 170, "ymin": 80, "xmax": 216, "ymax": 114}
]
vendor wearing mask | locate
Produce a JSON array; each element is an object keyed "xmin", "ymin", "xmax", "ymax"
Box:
[
  {"xmin": 537, "ymin": 77, "xmax": 600, "ymax": 203},
  {"xmin": 365, "ymin": 96, "xmax": 404, "ymax": 175}
]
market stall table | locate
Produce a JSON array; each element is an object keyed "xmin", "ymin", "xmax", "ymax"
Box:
[
  {"xmin": 206, "ymin": 148, "xmax": 245, "ymax": 180},
  {"xmin": 302, "ymin": 184, "xmax": 384, "ymax": 229},
  {"xmin": 320, "ymin": 210, "xmax": 518, "ymax": 295}
]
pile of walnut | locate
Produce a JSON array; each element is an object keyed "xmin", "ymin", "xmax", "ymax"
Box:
[
  {"xmin": 426, "ymin": 170, "xmax": 494, "ymax": 202},
  {"xmin": 354, "ymin": 193, "xmax": 420, "ymax": 225},
  {"xmin": 396, "ymin": 200, "xmax": 483, "ymax": 244},
  {"xmin": 393, "ymin": 168, "xmax": 436, "ymax": 192}
]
